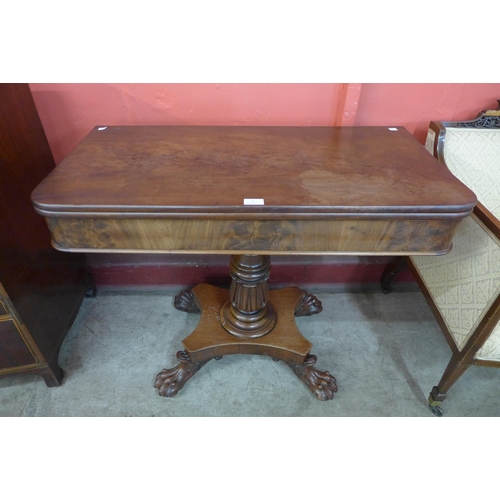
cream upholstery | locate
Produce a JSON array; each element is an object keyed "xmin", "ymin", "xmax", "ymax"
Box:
[
  {"xmin": 477, "ymin": 323, "xmax": 500, "ymax": 360},
  {"xmin": 429, "ymin": 127, "xmax": 500, "ymax": 219},
  {"xmin": 411, "ymin": 215, "xmax": 500, "ymax": 358}
]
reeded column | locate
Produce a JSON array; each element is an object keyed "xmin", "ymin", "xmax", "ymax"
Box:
[{"xmin": 220, "ymin": 255, "xmax": 277, "ymax": 338}]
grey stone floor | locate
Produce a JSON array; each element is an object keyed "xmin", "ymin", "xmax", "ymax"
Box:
[{"xmin": 2, "ymin": 289, "xmax": 500, "ymax": 417}]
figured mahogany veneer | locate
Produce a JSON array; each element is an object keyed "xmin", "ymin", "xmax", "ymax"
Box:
[
  {"xmin": 31, "ymin": 126, "xmax": 476, "ymax": 400},
  {"xmin": 45, "ymin": 216, "xmax": 462, "ymax": 255},
  {"xmin": 33, "ymin": 126, "xmax": 475, "ymax": 255}
]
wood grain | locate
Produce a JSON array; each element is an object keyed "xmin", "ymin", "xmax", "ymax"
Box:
[
  {"xmin": 32, "ymin": 126, "xmax": 476, "ymax": 220},
  {"xmin": 31, "ymin": 125, "xmax": 476, "ymax": 257},
  {"xmin": 182, "ymin": 283, "xmax": 313, "ymax": 364},
  {"xmin": 46, "ymin": 216, "xmax": 460, "ymax": 255}
]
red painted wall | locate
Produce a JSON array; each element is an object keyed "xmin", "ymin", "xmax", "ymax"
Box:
[
  {"xmin": 28, "ymin": 83, "xmax": 500, "ymax": 288},
  {"xmin": 355, "ymin": 83, "xmax": 500, "ymax": 143}
]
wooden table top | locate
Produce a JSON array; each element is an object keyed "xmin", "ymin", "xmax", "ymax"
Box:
[
  {"xmin": 31, "ymin": 126, "xmax": 477, "ymax": 256},
  {"xmin": 32, "ymin": 126, "xmax": 476, "ymax": 220}
]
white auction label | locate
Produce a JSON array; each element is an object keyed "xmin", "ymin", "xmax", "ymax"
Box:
[{"xmin": 244, "ymin": 198, "xmax": 265, "ymax": 205}]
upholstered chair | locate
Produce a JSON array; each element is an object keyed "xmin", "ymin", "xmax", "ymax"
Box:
[{"xmin": 381, "ymin": 102, "xmax": 500, "ymax": 416}]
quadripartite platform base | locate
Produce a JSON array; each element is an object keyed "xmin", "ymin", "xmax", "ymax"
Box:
[{"xmin": 154, "ymin": 283, "xmax": 338, "ymax": 401}]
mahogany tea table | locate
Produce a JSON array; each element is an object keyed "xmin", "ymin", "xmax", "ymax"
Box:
[{"xmin": 31, "ymin": 126, "xmax": 476, "ymax": 400}]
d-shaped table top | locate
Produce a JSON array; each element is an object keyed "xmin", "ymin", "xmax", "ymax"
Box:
[
  {"xmin": 31, "ymin": 126, "xmax": 476, "ymax": 255},
  {"xmin": 33, "ymin": 126, "xmax": 475, "ymax": 218}
]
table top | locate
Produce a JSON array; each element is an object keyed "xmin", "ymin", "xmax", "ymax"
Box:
[{"xmin": 32, "ymin": 126, "xmax": 476, "ymax": 220}]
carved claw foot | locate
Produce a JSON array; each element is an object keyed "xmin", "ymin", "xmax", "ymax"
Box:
[
  {"xmin": 155, "ymin": 351, "xmax": 208, "ymax": 397},
  {"xmin": 174, "ymin": 290, "xmax": 200, "ymax": 313},
  {"xmin": 289, "ymin": 354, "xmax": 337, "ymax": 401},
  {"xmin": 295, "ymin": 292, "xmax": 323, "ymax": 316}
]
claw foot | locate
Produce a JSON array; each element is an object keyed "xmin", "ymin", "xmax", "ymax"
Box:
[
  {"xmin": 154, "ymin": 351, "xmax": 208, "ymax": 397},
  {"xmin": 289, "ymin": 354, "xmax": 337, "ymax": 401},
  {"xmin": 174, "ymin": 290, "xmax": 200, "ymax": 313},
  {"xmin": 295, "ymin": 293, "xmax": 323, "ymax": 316}
]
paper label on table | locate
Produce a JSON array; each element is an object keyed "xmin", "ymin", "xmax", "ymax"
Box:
[
  {"xmin": 98, "ymin": 127, "xmax": 108, "ymax": 131},
  {"xmin": 388, "ymin": 127, "xmax": 398, "ymax": 131},
  {"xmin": 244, "ymin": 198, "xmax": 265, "ymax": 205}
]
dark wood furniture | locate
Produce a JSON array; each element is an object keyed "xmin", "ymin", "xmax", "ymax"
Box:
[
  {"xmin": 0, "ymin": 84, "xmax": 88, "ymax": 387},
  {"xmin": 381, "ymin": 104, "xmax": 500, "ymax": 415},
  {"xmin": 32, "ymin": 125, "xmax": 476, "ymax": 399}
]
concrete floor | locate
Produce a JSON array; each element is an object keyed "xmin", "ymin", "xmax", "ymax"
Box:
[{"xmin": 2, "ymin": 288, "xmax": 500, "ymax": 417}]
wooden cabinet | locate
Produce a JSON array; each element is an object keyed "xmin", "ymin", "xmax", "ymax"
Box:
[
  {"xmin": 0, "ymin": 283, "xmax": 44, "ymax": 374},
  {"xmin": 0, "ymin": 84, "xmax": 87, "ymax": 386}
]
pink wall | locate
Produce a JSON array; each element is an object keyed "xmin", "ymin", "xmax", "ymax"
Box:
[
  {"xmin": 355, "ymin": 83, "xmax": 500, "ymax": 143},
  {"xmin": 29, "ymin": 83, "xmax": 500, "ymax": 165}
]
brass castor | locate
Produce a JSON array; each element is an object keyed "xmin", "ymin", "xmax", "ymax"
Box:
[{"xmin": 429, "ymin": 404, "xmax": 443, "ymax": 417}]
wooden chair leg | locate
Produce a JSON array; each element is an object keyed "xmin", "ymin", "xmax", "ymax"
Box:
[
  {"xmin": 380, "ymin": 256, "xmax": 406, "ymax": 294},
  {"xmin": 428, "ymin": 354, "xmax": 470, "ymax": 416}
]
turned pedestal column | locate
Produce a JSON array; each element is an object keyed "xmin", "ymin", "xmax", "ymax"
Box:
[{"xmin": 220, "ymin": 255, "xmax": 277, "ymax": 338}]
